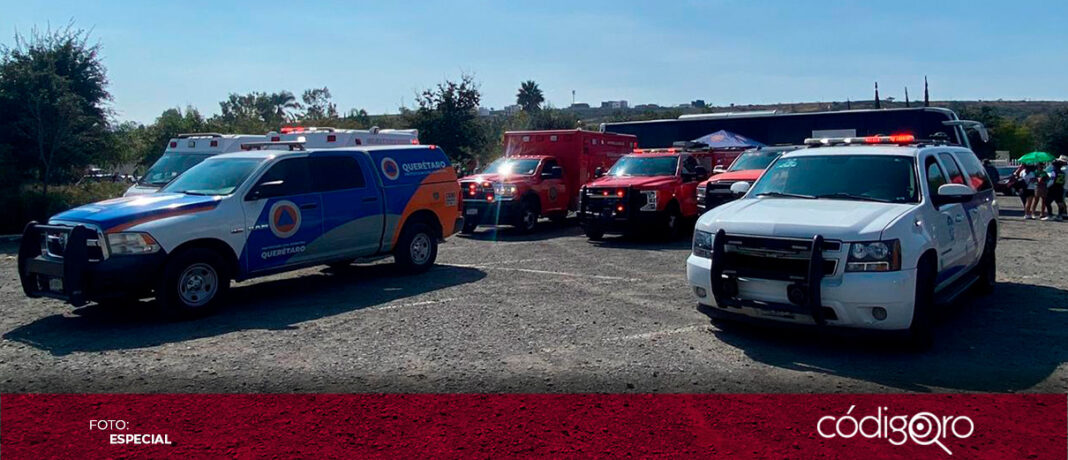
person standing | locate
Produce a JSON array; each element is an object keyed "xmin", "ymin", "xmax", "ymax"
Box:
[
  {"xmin": 1022, "ymin": 164, "xmax": 1038, "ymax": 219},
  {"xmin": 1033, "ymin": 163, "xmax": 1049, "ymax": 220},
  {"xmin": 1045, "ymin": 157, "xmax": 1067, "ymax": 221}
]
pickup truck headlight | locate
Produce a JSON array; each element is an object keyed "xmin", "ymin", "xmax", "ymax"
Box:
[
  {"xmin": 107, "ymin": 232, "xmax": 161, "ymax": 255},
  {"xmin": 693, "ymin": 230, "xmax": 714, "ymax": 258},
  {"xmin": 640, "ymin": 190, "xmax": 658, "ymax": 211},
  {"xmin": 846, "ymin": 240, "xmax": 901, "ymax": 272},
  {"xmin": 492, "ymin": 183, "xmax": 518, "ymax": 200}
]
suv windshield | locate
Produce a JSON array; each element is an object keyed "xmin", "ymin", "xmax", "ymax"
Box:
[
  {"xmin": 749, "ymin": 154, "xmax": 918, "ymax": 203},
  {"xmin": 161, "ymin": 157, "xmax": 263, "ymax": 196},
  {"xmin": 139, "ymin": 152, "xmax": 214, "ymax": 186},
  {"xmin": 729, "ymin": 151, "xmax": 782, "ymax": 172},
  {"xmin": 482, "ymin": 158, "xmax": 540, "ymax": 176},
  {"xmin": 608, "ymin": 156, "xmax": 678, "ymax": 177}
]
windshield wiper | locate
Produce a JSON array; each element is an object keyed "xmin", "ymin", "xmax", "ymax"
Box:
[
  {"xmin": 814, "ymin": 193, "xmax": 892, "ymax": 203},
  {"xmin": 179, "ymin": 191, "xmax": 210, "ymax": 196},
  {"xmin": 755, "ymin": 191, "xmax": 816, "ymax": 199}
]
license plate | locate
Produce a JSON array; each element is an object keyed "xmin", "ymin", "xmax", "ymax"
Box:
[
  {"xmin": 465, "ymin": 208, "xmax": 478, "ymax": 216},
  {"xmin": 49, "ymin": 278, "xmax": 63, "ymax": 292}
]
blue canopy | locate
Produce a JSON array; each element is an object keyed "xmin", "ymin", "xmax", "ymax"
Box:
[{"xmin": 691, "ymin": 130, "xmax": 764, "ymax": 149}]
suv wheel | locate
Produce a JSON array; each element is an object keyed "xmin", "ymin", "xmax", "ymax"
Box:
[
  {"xmin": 395, "ymin": 221, "xmax": 438, "ymax": 273},
  {"xmin": 157, "ymin": 248, "xmax": 230, "ymax": 319},
  {"xmin": 460, "ymin": 220, "xmax": 478, "ymax": 234},
  {"xmin": 515, "ymin": 200, "xmax": 539, "ymax": 233},
  {"xmin": 974, "ymin": 229, "xmax": 996, "ymax": 295},
  {"xmin": 907, "ymin": 258, "xmax": 936, "ymax": 350}
]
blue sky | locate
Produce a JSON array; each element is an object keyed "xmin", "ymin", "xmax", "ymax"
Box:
[{"xmin": 3, "ymin": 0, "xmax": 1066, "ymax": 123}]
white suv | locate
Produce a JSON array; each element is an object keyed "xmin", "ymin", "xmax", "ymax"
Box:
[{"xmin": 687, "ymin": 135, "xmax": 998, "ymax": 344}]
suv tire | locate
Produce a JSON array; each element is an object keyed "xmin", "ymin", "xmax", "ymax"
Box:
[
  {"xmin": 157, "ymin": 247, "xmax": 230, "ymax": 320},
  {"xmin": 974, "ymin": 229, "xmax": 996, "ymax": 295},
  {"xmin": 907, "ymin": 258, "xmax": 936, "ymax": 350}
]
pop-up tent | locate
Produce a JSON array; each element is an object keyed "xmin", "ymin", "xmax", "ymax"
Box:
[{"xmin": 691, "ymin": 130, "xmax": 765, "ymax": 149}]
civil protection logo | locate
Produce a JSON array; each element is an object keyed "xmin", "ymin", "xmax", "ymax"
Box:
[
  {"xmin": 381, "ymin": 157, "xmax": 401, "ymax": 180},
  {"xmin": 269, "ymin": 200, "xmax": 301, "ymax": 238}
]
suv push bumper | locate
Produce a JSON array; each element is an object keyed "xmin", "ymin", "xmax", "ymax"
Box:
[
  {"xmin": 687, "ymin": 231, "xmax": 915, "ymax": 330},
  {"xmin": 18, "ymin": 222, "xmax": 165, "ymax": 306}
]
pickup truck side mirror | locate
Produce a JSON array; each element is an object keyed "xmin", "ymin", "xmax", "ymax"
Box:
[
  {"xmin": 729, "ymin": 181, "xmax": 751, "ymax": 196},
  {"xmin": 247, "ymin": 180, "xmax": 285, "ymax": 201},
  {"xmin": 713, "ymin": 165, "xmax": 727, "ymax": 174},
  {"xmin": 542, "ymin": 166, "xmax": 563, "ymax": 179},
  {"xmin": 594, "ymin": 166, "xmax": 605, "ymax": 178},
  {"xmin": 693, "ymin": 165, "xmax": 709, "ymax": 181},
  {"xmin": 934, "ymin": 183, "xmax": 975, "ymax": 206}
]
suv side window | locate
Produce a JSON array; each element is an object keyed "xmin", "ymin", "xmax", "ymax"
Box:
[
  {"xmin": 254, "ymin": 157, "xmax": 314, "ymax": 198},
  {"xmin": 311, "ymin": 156, "xmax": 365, "ymax": 191},
  {"xmin": 925, "ymin": 156, "xmax": 948, "ymax": 199},
  {"xmin": 951, "ymin": 151, "xmax": 992, "ymax": 191},
  {"xmin": 938, "ymin": 153, "xmax": 966, "ymax": 186}
]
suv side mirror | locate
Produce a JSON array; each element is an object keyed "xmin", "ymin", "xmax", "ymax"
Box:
[
  {"xmin": 934, "ymin": 183, "xmax": 975, "ymax": 206},
  {"xmin": 247, "ymin": 180, "xmax": 284, "ymax": 201},
  {"xmin": 594, "ymin": 166, "xmax": 605, "ymax": 178},
  {"xmin": 729, "ymin": 181, "xmax": 751, "ymax": 196}
]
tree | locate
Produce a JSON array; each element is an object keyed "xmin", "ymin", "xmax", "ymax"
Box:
[
  {"xmin": 217, "ymin": 90, "xmax": 301, "ymax": 132},
  {"xmin": 0, "ymin": 24, "xmax": 111, "ymax": 196},
  {"xmin": 405, "ymin": 74, "xmax": 486, "ymax": 161},
  {"xmin": 516, "ymin": 80, "xmax": 544, "ymax": 112},
  {"xmin": 301, "ymin": 87, "xmax": 338, "ymax": 122},
  {"xmin": 1035, "ymin": 108, "xmax": 1068, "ymax": 156}
]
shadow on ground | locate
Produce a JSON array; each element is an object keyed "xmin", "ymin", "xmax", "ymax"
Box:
[
  {"xmin": 3, "ymin": 264, "xmax": 486, "ymax": 356},
  {"xmin": 457, "ymin": 217, "xmax": 583, "ymax": 242},
  {"xmin": 700, "ymin": 282, "xmax": 1068, "ymax": 392}
]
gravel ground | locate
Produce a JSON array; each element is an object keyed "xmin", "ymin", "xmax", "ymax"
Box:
[{"xmin": 1, "ymin": 197, "xmax": 1066, "ymax": 393}]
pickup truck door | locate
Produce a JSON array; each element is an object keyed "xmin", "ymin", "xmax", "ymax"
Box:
[
  {"xmin": 677, "ymin": 154, "xmax": 702, "ymax": 216},
  {"xmin": 539, "ymin": 158, "xmax": 567, "ymax": 212},
  {"xmin": 242, "ymin": 157, "xmax": 325, "ymax": 273},
  {"xmin": 312, "ymin": 154, "xmax": 384, "ymax": 258}
]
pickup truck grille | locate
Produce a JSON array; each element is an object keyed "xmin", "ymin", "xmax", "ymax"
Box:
[
  {"xmin": 582, "ymin": 187, "xmax": 640, "ymax": 215},
  {"xmin": 720, "ymin": 234, "xmax": 839, "ymax": 281},
  {"xmin": 698, "ymin": 180, "xmax": 739, "ymax": 211},
  {"xmin": 460, "ymin": 180, "xmax": 491, "ymax": 200},
  {"xmin": 40, "ymin": 225, "xmax": 107, "ymax": 261}
]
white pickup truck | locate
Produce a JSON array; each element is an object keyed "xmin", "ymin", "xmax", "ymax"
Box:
[{"xmin": 687, "ymin": 135, "xmax": 998, "ymax": 345}]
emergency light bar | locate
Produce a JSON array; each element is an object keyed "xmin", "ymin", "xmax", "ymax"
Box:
[
  {"xmin": 804, "ymin": 134, "xmax": 916, "ymax": 146},
  {"xmin": 279, "ymin": 126, "xmax": 337, "ymax": 134}
]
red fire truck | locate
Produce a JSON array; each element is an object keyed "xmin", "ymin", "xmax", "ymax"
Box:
[{"xmin": 459, "ymin": 129, "xmax": 637, "ymax": 233}]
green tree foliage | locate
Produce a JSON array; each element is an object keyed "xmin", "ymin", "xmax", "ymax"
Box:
[
  {"xmin": 957, "ymin": 105, "xmax": 1038, "ymax": 159},
  {"xmin": 301, "ymin": 87, "xmax": 338, "ymax": 122},
  {"xmin": 516, "ymin": 80, "xmax": 544, "ymax": 112},
  {"xmin": 1034, "ymin": 108, "xmax": 1068, "ymax": 156},
  {"xmin": 217, "ymin": 90, "xmax": 301, "ymax": 133},
  {"xmin": 405, "ymin": 74, "xmax": 486, "ymax": 161},
  {"xmin": 0, "ymin": 24, "xmax": 111, "ymax": 195}
]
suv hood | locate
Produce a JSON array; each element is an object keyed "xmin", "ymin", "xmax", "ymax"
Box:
[
  {"xmin": 697, "ymin": 197, "xmax": 914, "ymax": 241},
  {"xmin": 51, "ymin": 193, "xmax": 222, "ymax": 233},
  {"xmin": 586, "ymin": 175, "xmax": 678, "ymax": 189}
]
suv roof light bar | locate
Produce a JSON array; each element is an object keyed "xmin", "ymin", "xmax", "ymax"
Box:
[{"xmin": 804, "ymin": 134, "xmax": 918, "ymax": 147}]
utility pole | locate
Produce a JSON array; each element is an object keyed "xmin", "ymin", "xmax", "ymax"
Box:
[
  {"xmin": 874, "ymin": 82, "xmax": 881, "ymax": 109},
  {"xmin": 572, "ymin": 90, "xmax": 576, "ymax": 106},
  {"xmin": 924, "ymin": 76, "xmax": 930, "ymax": 107},
  {"xmin": 905, "ymin": 87, "xmax": 910, "ymax": 107}
]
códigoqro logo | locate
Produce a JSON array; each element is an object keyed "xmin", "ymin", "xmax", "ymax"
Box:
[{"xmin": 817, "ymin": 405, "xmax": 974, "ymax": 455}]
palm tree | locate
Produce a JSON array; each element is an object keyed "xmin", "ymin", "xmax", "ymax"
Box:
[
  {"xmin": 516, "ymin": 80, "xmax": 544, "ymax": 112},
  {"xmin": 269, "ymin": 91, "xmax": 302, "ymax": 122}
]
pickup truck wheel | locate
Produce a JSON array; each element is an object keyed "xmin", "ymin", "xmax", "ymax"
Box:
[
  {"xmin": 974, "ymin": 230, "xmax": 996, "ymax": 295},
  {"xmin": 664, "ymin": 205, "xmax": 683, "ymax": 240},
  {"xmin": 584, "ymin": 227, "xmax": 605, "ymax": 241},
  {"xmin": 548, "ymin": 211, "xmax": 568, "ymax": 226},
  {"xmin": 395, "ymin": 222, "xmax": 438, "ymax": 273},
  {"xmin": 907, "ymin": 259, "xmax": 936, "ymax": 350},
  {"xmin": 460, "ymin": 221, "xmax": 478, "ymax": 234},
  {"xmin": 515, "ymin": 200, "xmax": 539, "ymax": 233},
  {"xmin": 157, "ymin": 248, "xmax": 230, "ymax": 320}
]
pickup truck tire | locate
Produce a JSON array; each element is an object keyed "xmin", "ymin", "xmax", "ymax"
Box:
[
  {"xmin": 515, "ymin": 200, "xmax": 539, "ymax": 233},
  {"xmin": 664, "ymin": 203, "xmax": 683, "ymax": 240},
  {"xmin": 156, "ymin": 247, "xmax": 230, "ymax": 320},
  {"xmin": 974, "ymin": 229, "xmax": 996, "ymax": 295},
  {"xmin": 584, "ymin": 227, "xmax": 605, "ymax": 241},
  {"xmin": 395, "ymin": 221, "xmax": 438, "ymax": 273},
  {"xmin": 460, "ymin": 221, "xmax": 478, "ymax": 234},
  {"xmin": 907, "ymin": 258, "xmax": 936, "ymax": 350}
]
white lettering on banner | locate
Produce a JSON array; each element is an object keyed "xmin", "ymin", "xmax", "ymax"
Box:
[
  {"xmin": 110, "ymin": 433, "xmax": 173, "ymax": 445},
  {"xmin": 817, "ymin": 405, "xmax": 974, "ymax": 455}
]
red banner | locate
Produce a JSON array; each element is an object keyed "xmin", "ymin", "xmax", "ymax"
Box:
[{"xmin": 2, "ymin": 394, "xmax": 1063, "ymax": 458}]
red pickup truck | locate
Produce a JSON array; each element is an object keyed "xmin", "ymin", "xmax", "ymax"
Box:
[
  {"xmin": 578, "ymin": 148, "xmax": 714, "ymax": 240},
  {"xmin": 459, "ymin": 130, "xmax": 637, "ymax": 233},
  {"xmin": 695, "ymin": 145, "xmax": 804, "ymax": 212}
]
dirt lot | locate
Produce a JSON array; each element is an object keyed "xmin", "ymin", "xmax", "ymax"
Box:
[{"xmin": 1, "ymin": 197, "xmax": 1066, "ymax": 393}]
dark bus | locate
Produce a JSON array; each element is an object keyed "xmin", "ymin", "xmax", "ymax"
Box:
[{"xmin": 600, "ymin": 107, "xmax": 986, "ymax": 149}]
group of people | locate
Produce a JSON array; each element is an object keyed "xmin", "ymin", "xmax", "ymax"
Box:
[{"xmin": 992, "ymin": 156, "xmax": 1068, "ymax": 221}]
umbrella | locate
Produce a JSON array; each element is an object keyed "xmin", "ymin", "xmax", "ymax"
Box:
[
  {"xmin": 1017, "ymin": 151, "xmax": 1055, "ymax": 164},
  {"xmin": 691, "ymin": 130, "xmax": 764, "ymax": 149}
]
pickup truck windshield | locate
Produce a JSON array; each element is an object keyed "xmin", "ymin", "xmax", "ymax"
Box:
[
  {"xmin": 729, "ymin": 151, "xmax": 781, "ymax": 172},
  {"xmin": 482, "ymin": 158, "xmax": 540, "ymax": 176},
  {"xmin": 161, "ymin": 158, "xmax": 262, "ymax": 196},
  {"xmin": 608, "ymin": 156, "xmax": 678, "ymax": 177},
  {"xmin": 750, "ymin": 155, "xmax": 918, "ymax": 203},
  {"xmin": 139, "ymin": 152, "xmax": 214, "ymax": 186}
]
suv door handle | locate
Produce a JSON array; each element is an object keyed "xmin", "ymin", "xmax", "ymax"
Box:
[{"xmin": 300, "ymin": 203, "xmax": 319, "ymax": 210}]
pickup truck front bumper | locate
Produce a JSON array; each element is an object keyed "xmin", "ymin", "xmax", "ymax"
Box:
[
  {"xmin": 462, "ymin": 199, "xmax": 522, "ymax": 227},
  {"xmin": 18, "ymin": 222, "xmax": 165, "ymax": 306}
]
